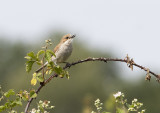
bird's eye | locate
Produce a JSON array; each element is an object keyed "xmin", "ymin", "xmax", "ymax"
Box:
[{"xmin": 65, "ymin": 37, "xmax": 69, "ymax": 39}]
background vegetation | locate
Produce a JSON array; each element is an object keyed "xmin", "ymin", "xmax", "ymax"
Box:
[{"xmin": 0, "ymin": 32, "xmax": 159, "ymax": 113}]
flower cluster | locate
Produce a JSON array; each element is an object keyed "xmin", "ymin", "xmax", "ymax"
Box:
[
  {"xmin": 30, "ymin": 100, "xmax": 54, "ymax": 113},
  {"xmin": 91, "ymin": 99, "xmax": 104, "ymax": 113},
  {"xmin": 113, "ymin": 91, "xmax": 145, "ymax": 113}
]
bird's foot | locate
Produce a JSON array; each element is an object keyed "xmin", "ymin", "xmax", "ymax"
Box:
[{"xmin": 63, "ymin": 62, "xmax": 71, "ymax": 68}]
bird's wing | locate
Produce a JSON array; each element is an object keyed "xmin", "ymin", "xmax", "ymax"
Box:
[{"xmin": 54, "ymin": 43, "xmax": 60, "ymax": 53}]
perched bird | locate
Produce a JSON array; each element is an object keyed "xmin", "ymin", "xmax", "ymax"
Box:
[{"xmin": 36, "ymin": 34, "xmax": 75, "ymax": 73}]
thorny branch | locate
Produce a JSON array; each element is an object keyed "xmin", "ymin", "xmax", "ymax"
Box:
[{"xmin": 24, "ymin": 56, "xmax": 160, "ymax": 113}]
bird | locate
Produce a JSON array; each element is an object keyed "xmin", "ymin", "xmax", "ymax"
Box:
[{"xmin": 36, "ymin": 34, "xmax": 75, "ymax": 73}]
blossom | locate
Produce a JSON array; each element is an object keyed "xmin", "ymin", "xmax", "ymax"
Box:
[{"xmin": 113, "ymin": 91, "xmax": 122, "ymax": 98}]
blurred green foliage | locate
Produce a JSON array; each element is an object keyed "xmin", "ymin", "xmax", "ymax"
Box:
[{"xmin": 0, "ymin": 33, "xmax": 159, "ymax": 113}]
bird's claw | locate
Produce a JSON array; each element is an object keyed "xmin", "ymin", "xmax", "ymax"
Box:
[{"xmin": 65, "ymin": 62, "xmax": 71, "ymax": 68}]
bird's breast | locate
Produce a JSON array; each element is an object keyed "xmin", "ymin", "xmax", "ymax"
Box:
[{"xmin": 55, "ymin": 43, "xmax": 72, "ymax": 63}]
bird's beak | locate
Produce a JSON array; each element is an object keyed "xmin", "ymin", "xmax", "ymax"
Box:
[{"xmin": 70, "ymin": 34, "xmax": 76, "ymax": 38}]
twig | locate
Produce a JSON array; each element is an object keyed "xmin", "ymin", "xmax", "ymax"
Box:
[{"xmin": 24, "ymin": 57, "xmax": 160, "ymax": 112}]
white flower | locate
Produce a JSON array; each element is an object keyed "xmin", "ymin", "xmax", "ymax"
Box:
[
  {"xmin": 141, "ymin": 109, "xmax": 146, "ymax": 113},
  {"xmin": 91, "ymin": 111, "xmax": 96, "ymax": 113},
  {"xmin": 132, "ymin": 98, "xmax": 138, "ymax": 103},
  {"xmin": 51, "ymin": 106, "xmax": 55, "ymax": 109},
  {"xmin": 31, "ymin": 108, "xmax": 36, "ymax": 113},
  {"xmin": 113, "ymin": 91, "xmax": 122, "ymax": 98},
  {"xmin": 95, "ymin": 98, "xmax": 100, "ymax": 103},
  {"xmin": 39, "ymin": 100, "xmax": 43, "ymax": 104}
]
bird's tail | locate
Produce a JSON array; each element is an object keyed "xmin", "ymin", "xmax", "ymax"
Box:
[{"xmin": 35, "ymin": 62, "xmax": 48, "ymax": 73}]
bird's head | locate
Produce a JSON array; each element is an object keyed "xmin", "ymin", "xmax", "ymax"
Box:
[{"xmin": 60, "ymin": 34, "xmax": 75, "ymax": 43}]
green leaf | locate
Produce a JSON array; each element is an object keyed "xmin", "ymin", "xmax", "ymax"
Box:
[
  {"xmin": 45, "ymin": 51, "xmax": 52, "ymax": 62},
  {"xmin": 0, "ymin": 105, "xmax": 5, "ymax": 112},
  {"xmin": 53, "ymin": 66, "xmax": 69, "ymax": 78},
  {"xmin": 49, "ymin": 69, "xmax": 53, "ymax": 74},
  {"xmin": 47, "ymin": 61, "xmax": 54, "ymax": 68},
  {"xmin": 31, "ymin": 73, "xmax": 43, "ymax": 85},
  {"xmin": 26, "ymin": 61, "xmax": 35, "ymax": 72},
  {"xmin": 36, "ymin": 61, "xmax": 42, "ymax": 65},
  {"xmin": 10, "ymin": 100, "xmax": 17, "ymax": 108},
  {"xmin": 36, "ymin": 73, "xmax": 42, "ymax": 76},
  {"xmin": 4, "ymin": 89, "xmax": 15, "ymax": 98},
  {"xmin": 45, "ymin": 50, "xmax": 55, "ymax": 63},
  {"xmin": 27, "ymin": 51, "xmax": 37, "ymax": 60},
  {"xmin": 30, "ymin": 90, "xmax": 37, "ymax": 98},
  {"xmin": 36, "ymin": 76, "xmax": 44, "ymax": 82},
  {"xmin": 37, "ymin": 50, "xmax": 45, "ymax": 59},
  {"xmin": 4, "ymin": 102, "xmax": 10, "ymax": 108},
  {"xmin": 54, "ymin": 66, "xmax": 63, "ymax": 74},
  {"xmin": 35, "ymin": 73, "xmax": 44, "ymax": 82},
  {"xmin": 24, "ymin": 56, "xmax": 32, "ymax": 60},
  {"xmin": 14, "ymin": 98, "xmax": 22, "ymax": 106},
  {"xmin": 46, "ymin": 50, "xmax": 56, "ymax": 57}
]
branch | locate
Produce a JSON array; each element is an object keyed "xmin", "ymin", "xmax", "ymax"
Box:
[
  {"xmin": 64, "ymin": 57, "xmax": 159, "ymax": 78},
  {"xmin": 24, "ymin": 57, "xmax": 160, "ymax": 112}
]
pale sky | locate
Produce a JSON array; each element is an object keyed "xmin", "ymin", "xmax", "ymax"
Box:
[{"xmin": 0, "ymin": 0, "xmax": 160, "ymax": 80}]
